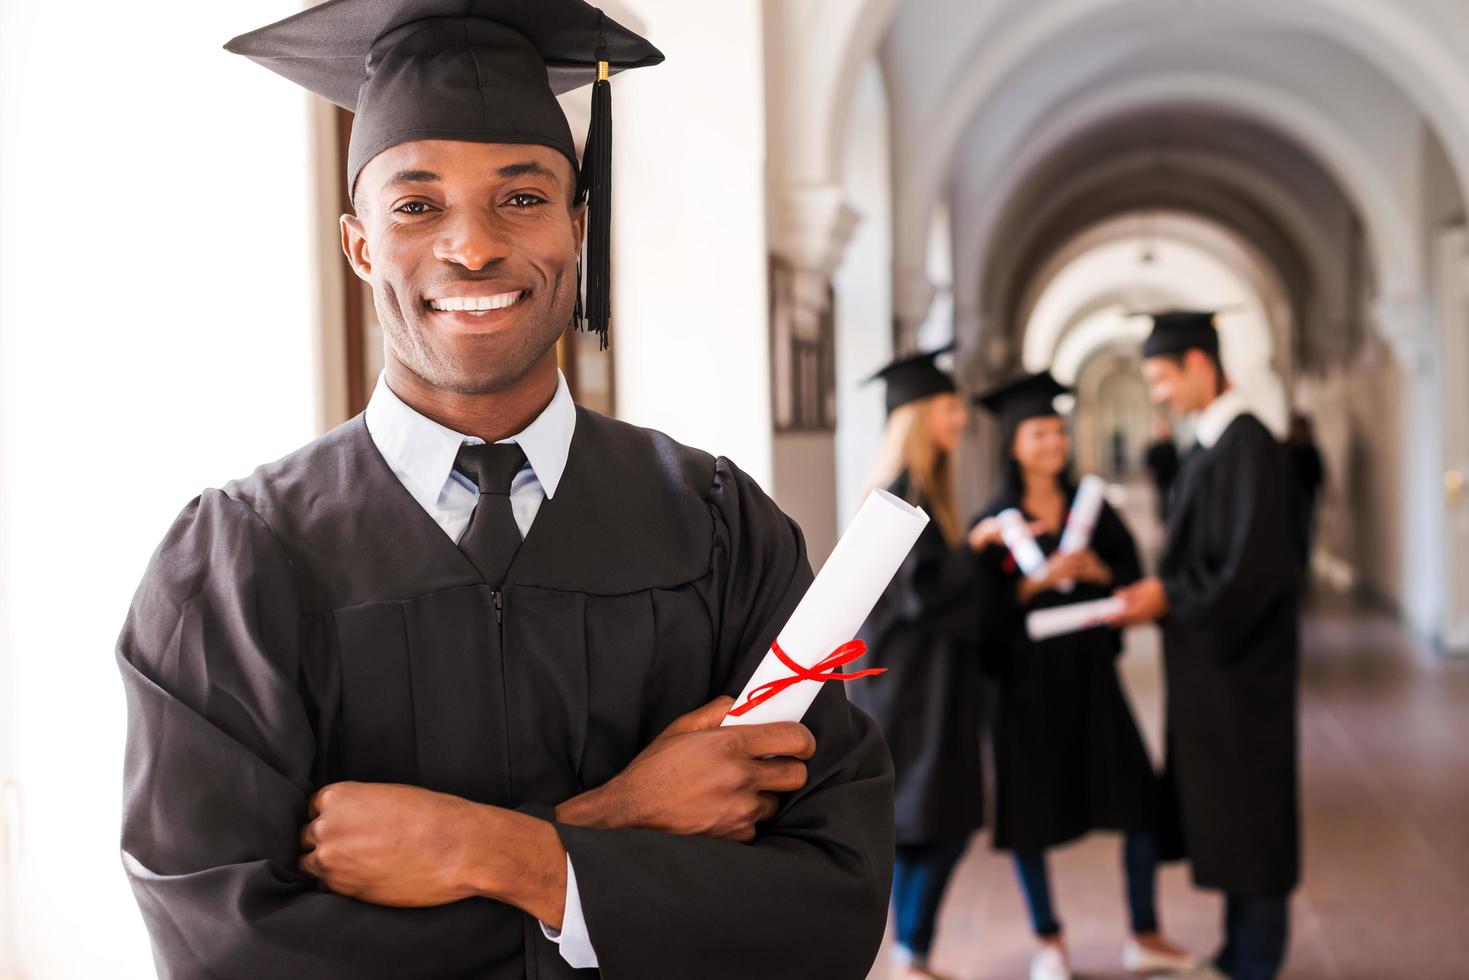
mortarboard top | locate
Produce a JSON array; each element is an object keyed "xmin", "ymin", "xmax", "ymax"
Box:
[
  {"xmin": 865, "ymin": 344, "xmax": 958, "ymax": 415},
  {"xmin": 1140, "ymin": 310, "xmax": 1220, "ymax": 360},
  {"xmin": 973, "ymin": 372, "xmax": 1070, "ymax": 430},
  {"xmin": 225, "ymin": 0, "xmax": 664, "ymax": 347}
]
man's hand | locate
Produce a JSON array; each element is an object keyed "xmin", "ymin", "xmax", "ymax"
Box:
[
  {"xmin": 556, "ymin": 696, "xmax": 814, "ymax": 843},
  {"xmin": 1110, "ymin": 576, "xmax": 1169, "ymax": 626},
  {"xmin": 300, "ymin": 782, "xmax": 567, "ymax": 924}
]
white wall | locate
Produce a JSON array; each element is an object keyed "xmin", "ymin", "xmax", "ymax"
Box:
[
  {"xmin": 607, "ymin": 0, "xmax": 774, "ymax": 487},
  {"xmin": 833, "ymin": 62, "xmax": 894, "ymax": 526},
  {"xmin": 0, "ymin": 1, "xmax": 320, "ymax": 975}
]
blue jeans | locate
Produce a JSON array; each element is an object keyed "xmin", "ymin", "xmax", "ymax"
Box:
[
  {"xmin": 1216, "ymin": 894, "xmax": 1290, "ymax": 980},
  {"xmin": 1013, "ymin": 831, "xmax": 1161, "ymax": 937},
  {"xmin": 892, "ymin": 837, "xmax": 969, "ymax": 960}
]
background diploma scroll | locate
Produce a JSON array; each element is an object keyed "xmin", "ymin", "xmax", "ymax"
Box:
[
  {"xmin": 1026, "ymin": 596, "xmax": 1125, "ymax": 641},
  {"xmin": 1055, "ymin": 474, "xmax": 1106, "ymax": 592},
  {"xmin": 722, "ymin": 489, "xmax": 930, "ymax": 726},
  {"xmin": 998, "ymin": 508, "xmax": 1049, "ymax": 581}
]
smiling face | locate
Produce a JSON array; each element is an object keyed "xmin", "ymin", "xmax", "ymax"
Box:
[
  {"xmin": 924, "ymin": 392, "xmax": 968, "ymax": 454},
  {"xmin": 340, "ymin": 140, "xmax": 585, "ymax": 396},
  {"xmin": 1011, "ymin": 415, "xmax": 1070, "ymax": 480},
  {"xmin": 1143, "ymin": 349, "xmax": 1219, "ymax": 416}
]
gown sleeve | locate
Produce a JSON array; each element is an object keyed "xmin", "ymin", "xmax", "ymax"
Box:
[
  {"xmin": 1162, "ymin": 433, "xmax": 1297, "ymax": 645},
  {"xmin": 555, "ymin": 458, "xmax": 895, "ymax": 980},
  {"xmin": 118, "ymin": 490, "xmax": 519, "ymax": 979}
]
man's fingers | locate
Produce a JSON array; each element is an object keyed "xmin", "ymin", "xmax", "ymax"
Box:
[
  {"xmin": 663, "ymin": 696, "xmax": 737, "ymax": 736},
  {"xmin": 754, "ymin": 791, "xmax": 781, "ymax": 824},
  {"xmin": 752, "ymin": 758, "xmax": 808, "ymax": 793},
  {"xmin": 299, "ymin": 820, "xmax": 318, "ymax": 852},
  {"xmin": 738, "ymin": 721, "xmax": 816, "ymax": 761},
  {"xmin": 309, "ymin": 781, "xmax": 352, "ymax": 819}
]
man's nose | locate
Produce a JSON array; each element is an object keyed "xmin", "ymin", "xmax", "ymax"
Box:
[{"xmin": 433, "ymin": 209, "xmax": 510, "ymax": 270}]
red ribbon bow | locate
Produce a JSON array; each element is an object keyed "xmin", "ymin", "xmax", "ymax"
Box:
[{"xmin": 726, "ymin": 639, "xmax": 886, "ymax": 718}]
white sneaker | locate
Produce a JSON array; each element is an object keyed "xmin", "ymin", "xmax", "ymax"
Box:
[
  {"xmin": 1123, "ymin": 938, "xmax": 1201, "ymax": 974},
  {"xmin": 1030, "ymin": 945, "xmax": 1073, "ymax": 980}
]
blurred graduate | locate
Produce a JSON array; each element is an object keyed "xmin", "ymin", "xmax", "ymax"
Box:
[
  {"xmin": 849, "ymin": 348, "xmax": 997, "ymax": 980},
  {"xmin": 115, "ymin": 2, "xmax": 894, "ymax": 976},
  {"xmin": 970, "ymin": 373, "xmax": 1194, "ymax": 980},
  {"xmin": 1112, "ymin": 312, "xmax": 1301, "ymax": 980}
]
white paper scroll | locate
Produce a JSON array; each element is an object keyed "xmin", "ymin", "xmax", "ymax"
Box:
[
  {"xmin": 998, "ymin": 508, "xmax": 1049, "ymax": 581},
  {"xmin": 1055, "ymin": 474, "xmax": 1106, "ymax": 593},
  {"xmin": 722, "ymin": 489, "xmax": 930, "ymax": 727},
  {"xmin": 1025, "ymin": 597, "xmax": 1124, "ymax": 641}
]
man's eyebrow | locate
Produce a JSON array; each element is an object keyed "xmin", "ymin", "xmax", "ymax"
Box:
[
  {"xmin": 495, "ymin": 161, "xmax": 563, "ymax": 186},
  {"xmin": 385, "ymin": 169, "xmax": 442, "ymax": 187}
]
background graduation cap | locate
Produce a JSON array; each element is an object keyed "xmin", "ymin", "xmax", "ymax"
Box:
[
  {"xmin": 973, "ymin": 372, "xmax": 1071, "ymax": 431},
  {"xmin": 225, "ymin": 0, "xmax": 665, "ymax": 348},
  {"xmin": 865, "ymin": 344, "xmax": 958, "ymax": 415},
  {"xmin": 1126, "ymin": 308, "xmax": 1229, "ymax": 360}
]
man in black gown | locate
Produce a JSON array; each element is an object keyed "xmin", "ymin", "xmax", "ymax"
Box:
[
  {"xmin": 116, "ymin": 2, "xmax": 894, "ymax": 977},
  {"xmin": 1111, "ymin": 312, "xmax": 1299, "ymax": 980}
]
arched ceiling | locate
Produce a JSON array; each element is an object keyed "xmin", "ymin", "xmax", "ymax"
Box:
[
  {"xmin": 1022, "ymin": 211, "xmax": 1294, "ymax": 383},
  {"xmin": 869, "ymin": 0, "xmax": 1469, "ymax": 353},
  {"xmin": 973, "ymin": 108, "xmax": 1356, "ymax": 374}
]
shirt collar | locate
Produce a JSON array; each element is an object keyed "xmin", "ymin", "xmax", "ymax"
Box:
[
  {"xmin": 1194, "ymin": 387, "xmax": 1247, "ymax": 450},
  {"xmin": 364, "ymin": 370, "xmax": 576, "ymax": 509}
]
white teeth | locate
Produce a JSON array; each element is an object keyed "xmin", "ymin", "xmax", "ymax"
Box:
[{"xmin": 428, "ymin": 291, "xmax": 523, "ymax": 312}]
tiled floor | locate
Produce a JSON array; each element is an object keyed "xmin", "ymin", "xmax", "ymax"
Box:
[{"xmin": 867, "ymin": 514, "xmax": 1469, "ymax": 979}]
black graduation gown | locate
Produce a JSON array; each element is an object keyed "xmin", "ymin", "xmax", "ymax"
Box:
[
  {"xmin": 117, "ymin": 408, "xmax": 895, "ymax": 980},
  {"xmin": 973, "ymin": 488, "xmax": 1160, "ymax": 853},
  {"xmin": 1158, "ymin": 413, "xmax": 1300, "ymax": 897},
  {"xmin": 847, "ymin": 474, "xmax": 985, "ymax": 846}
]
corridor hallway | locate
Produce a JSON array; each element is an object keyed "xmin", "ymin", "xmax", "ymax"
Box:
[{"xmin": 869, "ymin": 493, "xmax": 1469, "ymax": 979}]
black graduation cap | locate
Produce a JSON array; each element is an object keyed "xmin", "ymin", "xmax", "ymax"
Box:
[
  {"xmin": 865, "ymin": 345, "xmax": 958, "ymax": 415},
  {"xmin": 225, "ymin": 0, "xmax": 665, "ymax": 348},
  {"xmin": 973, "ymin": 372, "xmax": 1070, "ymax": 430},
  {"xmin": 1140, "ymin": 310, "xmax": 1221, "ymax": 360}
]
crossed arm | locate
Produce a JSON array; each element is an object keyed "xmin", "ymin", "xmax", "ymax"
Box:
[{"xmin": 297, "ymin": 695, "xmax": 816, "ymax": 927}]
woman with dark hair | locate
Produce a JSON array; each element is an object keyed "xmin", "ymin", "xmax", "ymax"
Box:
[
  {"xmin": 849, "ymin": 348, "xmax": 1007, "ymax": 980},
  {"xmin": 971, "ymin": 373, "xmax": 1195, "ymax": 980}
]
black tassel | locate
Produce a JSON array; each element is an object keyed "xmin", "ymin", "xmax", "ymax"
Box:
[
  {"xmin": 571, "ymin": 256, "xmax": 584, "ymax": 331},
  {"xmin": 577, "ymin": 40, "xmax": 613, "ymax": 350}
]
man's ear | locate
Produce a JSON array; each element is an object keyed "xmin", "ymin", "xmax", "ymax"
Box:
[
  {"xmin": 1184, "ymin": 348, "xmax": 1220, "ymax": 397},
  {"xmin": 340, "ymin": 213, "xmax": 372, "ymax": 283},
  {"xmin": 570, "ymin": 198, "xmax": 587, "ymax": 249},
  {"xmin": 1184, "ymin": 348, "xmax": 1208, "ymax": 380}
]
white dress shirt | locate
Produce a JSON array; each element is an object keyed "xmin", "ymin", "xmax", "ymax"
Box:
[
  {"xmin": 1194, "ymin": 387, "xmax": 1249, "ymax": 450},
  {"xmin": 363, "ymin": 371, "xmax": 599, "ymax": 970}
]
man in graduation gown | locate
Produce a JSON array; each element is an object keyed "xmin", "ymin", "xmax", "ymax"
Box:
[
  {"xmin": 1111, "ymin": 312, "xmax": 1300, "ymax": 980},
  {"xmin": 116, "ymin": 2, "xmax": 894, "ymax": 977}
]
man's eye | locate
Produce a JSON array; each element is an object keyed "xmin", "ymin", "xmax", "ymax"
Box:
[
  {"xmin": 506, "ymin": 193, "xmax": 547, "ymax": 208},
  {"xmin": 394, "ymin": 201, "xmax": 434, "ymax": 215}
]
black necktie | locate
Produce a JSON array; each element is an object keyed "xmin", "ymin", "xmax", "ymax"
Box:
[{"xmin": 454, "ymin": 443, "xmax": 527, "ymax": 588}]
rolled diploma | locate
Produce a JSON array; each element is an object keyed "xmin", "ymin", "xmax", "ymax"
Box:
[
  {"xmin": 1055, "ymin": 474, "xmax": 1106, "ymax": 592},
  {"xmin": 1026, "ymin": 597, "xmax": 1125, "ymax": 641},
  {"xmin": 723, "ymin": 489, "xmax": 930, "ymax": 726},
  {"xmin": 998, "ymin": 508, "xmax": 1049, "ymax": 581}
]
